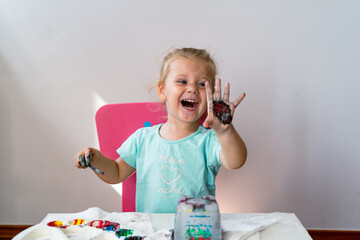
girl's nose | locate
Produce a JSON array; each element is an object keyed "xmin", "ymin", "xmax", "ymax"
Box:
[{"xmin": 187, "ymin": 84, "xmax": 198, "ymax": 94}]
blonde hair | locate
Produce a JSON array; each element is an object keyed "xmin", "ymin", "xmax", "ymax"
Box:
[{"xmin": 157, "ymin": 47, "xmax": 217, "ymax": 90}]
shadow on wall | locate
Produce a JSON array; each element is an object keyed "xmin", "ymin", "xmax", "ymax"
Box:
[
  {"xmin": 215, "ymin": 70, "xmax": 312, "ymax": 218},
  {"xmin": 0, "ymin": 55, "xmax": 122, "ymax": 224}
]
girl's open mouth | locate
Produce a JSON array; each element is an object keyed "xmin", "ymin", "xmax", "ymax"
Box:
[{"xmin": 181, "ymin": 99, "xmax": 198, "ymax": 110}]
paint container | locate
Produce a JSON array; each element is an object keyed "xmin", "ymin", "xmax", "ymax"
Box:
[
  {"xmin": 69, "ymin": 219, "xmax": 86, "ymax": 225},
  {"xmin": 47, "ymin": 220, "xmax": 66, "ymax": 228},
  {"xmin": 174, "ymin": 195, "xmax": 221, "ymax": 240}
]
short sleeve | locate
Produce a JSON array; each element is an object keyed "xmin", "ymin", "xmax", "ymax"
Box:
[{"xmin": 116, "ymin": 129, "xmax": 140, "ymax": 168}]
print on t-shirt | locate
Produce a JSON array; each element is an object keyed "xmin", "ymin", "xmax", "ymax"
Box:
[{"xmin": 156, "ymin": 154, "xmax": 185, "ymax": 198}]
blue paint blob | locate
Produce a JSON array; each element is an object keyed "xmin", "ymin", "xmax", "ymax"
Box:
[{"xmin": 144, "ymin": 121, "xmax": 151, "ymax": 127}]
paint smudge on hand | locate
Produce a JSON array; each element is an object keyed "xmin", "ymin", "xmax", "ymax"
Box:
[
  {"xmin": 213, "ymin": 100, "xmax": 232, "ymax": 124},
  {"xmin": 78, "ymin": 153, "xmax": 104, "ymax": 175}
]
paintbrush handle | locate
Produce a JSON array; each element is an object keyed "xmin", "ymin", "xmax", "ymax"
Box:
[{"xmin": 89, "ymin": 164, "xmax": 104, "ymax": 175}]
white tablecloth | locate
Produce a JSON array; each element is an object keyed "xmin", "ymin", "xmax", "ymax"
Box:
[
  {"xmin": 14, "ymin": 207, "xmax": 312, "ymax": 240},
  {"xmin": 150, "ymin": 212, "xmax": 312, "ymax": 240}
]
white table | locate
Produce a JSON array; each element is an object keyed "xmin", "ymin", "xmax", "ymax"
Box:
[{"xmin": 14, "ymin": 208, "xmax": 312, "ymax": 240}]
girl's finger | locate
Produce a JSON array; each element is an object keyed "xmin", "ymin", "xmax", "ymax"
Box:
[
  {"xmin": 232, "ymin": 92, "xmax": 246, "ymax": 108},
  {"xmin": 223, "ymin": 82, "xmax": 230, "ymax": 102},
  {"xmin": 78, "ymin": 154, "xmax": 86, "ymax": 168},
  {"xmin": 84, "ymin": 148, "xmax": 94, "ymax": 166},
  {"xmin": 214, "ymin": 78, "xmax": 222, "ymax": 100},
  {"xmin": 85, "ymin": 153, "xmax": 92, "ymax": 167},
  {"xmin": 205, "ymin": 81, "xmax": 214, "ymax": 114}
]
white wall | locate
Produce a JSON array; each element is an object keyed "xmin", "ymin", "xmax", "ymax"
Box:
[{"xmin": 1, "ymin": 0, "xmax": 359, "ymax": 229}]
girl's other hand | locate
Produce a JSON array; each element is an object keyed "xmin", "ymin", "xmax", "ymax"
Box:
[
  {"xmin": 73, "ymin": 148, "xmax": 99, "ymax": 169},
  {"xmin": 203, "ymin": 78, "xmax": 245, "ymax": 130}
]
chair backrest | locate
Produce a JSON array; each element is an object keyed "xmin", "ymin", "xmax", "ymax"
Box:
[{"xmin": 95, "ymin": 102, "xmax": 167, "ymax": 212}]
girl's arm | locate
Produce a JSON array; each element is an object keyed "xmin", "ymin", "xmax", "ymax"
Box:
[
  {"xmin": 204, "ymin": 79, "xmax": 247, "ymax": 169},
  {"xmin": 215, "ymin": 125, "xmax": 247, "ymax": 169},
  {"xmin": 73, "ymin": 148, "xmax": 136, "ymax": 184}
]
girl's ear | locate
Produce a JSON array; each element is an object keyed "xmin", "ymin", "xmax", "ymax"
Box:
[{"xmin": 157, "ymin": 84, "xmax": 167, "ymax": 101}]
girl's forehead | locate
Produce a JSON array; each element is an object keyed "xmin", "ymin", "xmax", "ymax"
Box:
[{"xmin": 169, "ymin": 57, "xmax": 211, "ymax": 76}]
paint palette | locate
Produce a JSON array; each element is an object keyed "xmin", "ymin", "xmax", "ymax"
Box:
[
  {"xmin": 19, "ymin": 225, "xmax": 121, "ymax": 240},
  {"xmin": 14, "ymin": 208, "xmax": 153, "ymax": 240}
]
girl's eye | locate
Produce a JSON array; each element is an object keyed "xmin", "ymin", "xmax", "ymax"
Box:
[
  {"xmin": 178, "ymin": 80, "xmax": 187, "ymax": 84},
  {"xmin": 198, "ymin": 82, "xmax": 206, "ymax": 87}
]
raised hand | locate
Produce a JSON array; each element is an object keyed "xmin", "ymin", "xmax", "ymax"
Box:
[{"xmin": 203, "ymin": 78, "xmax": 245, "ymax": 130}]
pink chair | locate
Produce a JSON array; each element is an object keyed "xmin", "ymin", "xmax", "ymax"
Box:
[
  {"xmin": 95, "ymin": 102, "xmax": 167, "ymax": 212},
  {"xmin": 95, "ymin": 102, "xmax": 207, "ymax": 212}
]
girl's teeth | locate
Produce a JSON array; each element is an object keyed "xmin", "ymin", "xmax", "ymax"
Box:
[{"xmin": 181, "ymin": 100, "xmax": 197, "ymax": 109}]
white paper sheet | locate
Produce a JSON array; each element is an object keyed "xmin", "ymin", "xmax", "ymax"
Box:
[{"xmin": 222, "ymin": 214, "xmax": 279, "ymax": 240}]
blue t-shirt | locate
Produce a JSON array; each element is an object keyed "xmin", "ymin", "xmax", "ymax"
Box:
[{"xmin": 117, "ymin": 124, "xmax": 222, "ymax": 213}]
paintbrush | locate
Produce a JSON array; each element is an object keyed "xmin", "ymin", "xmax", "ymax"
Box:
[{"xmin": 89, "ymin": 164, "xmax": 104, "ymax": 175}]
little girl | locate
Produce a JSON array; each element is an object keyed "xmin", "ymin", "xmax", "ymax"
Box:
[{"xmin": 74, "ymin": 47, "xmax": 247, "ymax": 213}]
